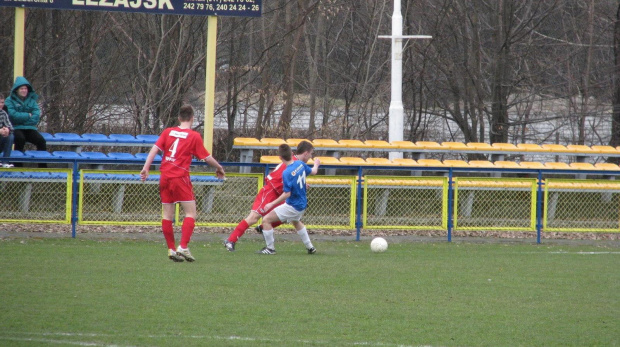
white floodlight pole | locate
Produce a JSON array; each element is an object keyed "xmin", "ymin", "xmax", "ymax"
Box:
[{"xmin": 379, "ymin": 0, "xmax": 431, "ymax": 160}]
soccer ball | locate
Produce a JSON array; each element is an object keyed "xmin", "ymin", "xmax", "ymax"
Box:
[{"xmin": 370, "ymin": 237, "xmax": 388, "ymax": 253}]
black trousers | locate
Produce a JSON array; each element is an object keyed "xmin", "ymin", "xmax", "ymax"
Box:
[
  {"xmin": 13, "ymin": 129, "xmax": 47, "ymax": 152},
  {"xmin": 13, "ymin": 129, "xmax": 47, "ymax": 167}
]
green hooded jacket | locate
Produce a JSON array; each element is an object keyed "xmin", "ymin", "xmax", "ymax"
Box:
[{"xmin": 6, "ymin": 76, "xmax": 41, "ymax": 131}]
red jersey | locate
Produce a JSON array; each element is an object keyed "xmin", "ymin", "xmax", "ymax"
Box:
[
  {"xmin": 155, "ymin": 127, "xmax": 210, "ymax": 178},
  {"xmin": 265, "ymin": 155, "xmax": 297, "ymax": 194}
]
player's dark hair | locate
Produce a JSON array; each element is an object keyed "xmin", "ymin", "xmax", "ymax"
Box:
[
  {"xmin": 278, "ymin": 144, "xmax": 292, "ymax": 161},
  {"xmin": 296, "ymin": 140, "xmax": 314, "ymax": 155},
  {"xmin": 179, "ymin": 105, "xmax": 194, "ymax": 121}
]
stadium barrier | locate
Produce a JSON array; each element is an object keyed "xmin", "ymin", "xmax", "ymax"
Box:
[
  {"xmin": 2, "ymin": 157, "xmax": 620, "ymax": 243},
  {"xmin": 233, "ymin": 137, "xmax": 620, "ymax": 173}
]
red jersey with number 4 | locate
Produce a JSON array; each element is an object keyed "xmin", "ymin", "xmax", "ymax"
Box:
[
  {"xmin": 155, "ymin": 127, "xmax": 210, "ymax": 178},
  {"xmin": 265, "ymin": 155, "xmax": 297, "ymax": 194}
]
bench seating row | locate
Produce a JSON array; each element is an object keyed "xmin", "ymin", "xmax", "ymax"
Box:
[
  {"xmin": 42, "ymin": 133, "xmax": 158, "ymax": 147},
  {"xmin": 235, "ymin": 137, "xmax": 620, "ymax": 157},
  {"xmin": 260, "ymin": 155, "xmax": 620, "ymax": 171},
  {"xmin": 9, "ymin": 150, "xmax": 161, "ymax": 161}
]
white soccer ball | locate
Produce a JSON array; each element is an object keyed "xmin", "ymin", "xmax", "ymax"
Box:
[{"xmin": 370, "ymin": 237, "xmax": 388, "ymax": 253}]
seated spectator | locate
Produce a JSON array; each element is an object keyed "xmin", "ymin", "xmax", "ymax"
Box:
[
  {"xmin": 0, "ymin": 94, "xmax": 14, "ymax": 168},
  {"xmin": 6, "ymin": 76, "xmax": 46, "ymax": 167}
]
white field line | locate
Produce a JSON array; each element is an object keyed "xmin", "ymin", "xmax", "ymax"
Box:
[
  {"xmin": 0, "ymin": 332, "xmax": 435, "ymax": 347},
  {"xmin": 520, "ymin": 251, "xmax": 620, "ymax": 254}
]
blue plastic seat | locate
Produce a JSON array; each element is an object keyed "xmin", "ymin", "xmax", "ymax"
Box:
[
  {"xmin": 26, "ymin": 172, "xmax": 68, "ymax": 180},
  {"xmin": 53, "ymin": 133, "xmax": 84, "ymax": 142},
  {"xmin": 25, "ymin": 150, "xmax": 54, "ymax": 158},
  {"xmin": 107, "ymin": 152, "xmax": 137, "ymax": 160},
  {"xmin": 109, "ymin": 134, "xmax": 140, "ymax": 144},
  {"xmin": 9, "ymin": 151, "xmax": 26, "ymax": 158},
  {"xmin": 79, "ymin": 152, "xmax": 108, "ymax": 160},
  {"xmin": 191, "ymin": 175, "xmax": 224, "ymax": 183},
  {"xmin": 136, "ymin": 134, "xmax": 159, "ymax": 143},
  {"xmin": 135, "ymin": 153, "xmax": 161, "ymax": 161},
  {"xmin": 52, "ymin": 151, "xmax": 82, "ymax": 159},
  {"xmin": 81, "ymin": 133, "xmax": 114, "ymax": 143},
  {"xmin": 0, "ymin": 171, "xmax": 27, "ymax": 179},
  {"xmin": 40, "ymin": 132, "xmax": 55, "ymax": 141}
]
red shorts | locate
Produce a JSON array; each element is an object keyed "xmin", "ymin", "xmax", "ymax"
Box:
[
  {"xmin": 251, "ymin": 186, "xmax": 283, "ymax": 216},
  {"xmin": 159, "ymin": 175, "xmax": 195, "ymax": 204}
]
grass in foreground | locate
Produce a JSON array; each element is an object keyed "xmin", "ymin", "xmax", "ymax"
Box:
[{"xmin": 0, "ymin": 236, "xmax": 618, "ymax": 346}]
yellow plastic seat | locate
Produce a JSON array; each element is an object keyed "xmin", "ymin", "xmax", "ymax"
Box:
[
  {"xmin": 491, "ymin": 143, "xmax": 518, "ymax": 151},
  {"xmin": 338, "ymin": 157, "xmax": 367, "ymax": 165},
  {"xmin": 415, "ymin": 141, "xmax": 443, "ymax": 150},
  {"xmin": 441, "ymin": 142, "xmax": 468, "ymax": 150},
  {"xmin": 442, "ymin": 160, "xmax": 469, "ymax": 167},
  {"xmin": 364, "ymin": 140, "xmax": 398, "ymax": 149},
  {"xmin": 312, "ymin": 139, "xmax": 345, "ymax": 148},
  {"xmin": 311, "ymin": 156, "xmax": 341, "ymax": 165},
  {"xmin": 566, "ymin": 144, "xmax": 598, "ymax": 154},
  {"xmin": 541, "ymin": 144, "xmax": 570, "ymax": 153},
  {"xmin": 365, "ymin": 158, "xmax": 397, "ymax": 166},
  {"xmin": 466, "ymin": 142, "xmax": 494, "ymax": 150},
  {"xmin": 337, "ymin": 139, "xmax": 371, "ymax": 148},
  {"xmin": 260, "ymin": 156, "xmax": 281, "ymax": 164},
  {"xmin": 234, "ymin": 137, "xmax": 261, "ymax": 146},
  {"xmin": 391, "ymin": 141, "xmax": 420, "ymax": 149},
  {"xmin": 569, "ymin": 162, "xmax": 595, "ymax": 170},
  {"xmin": 544, "ymin": 162, "xmax": 571, "ymax": 169},
  {"xmin": 594, "ymin": 162, "xmax": 620, "ymax": 170},
  {"xmin": 468, "ymin": 160, "xmax": 495, "ymax": 168},
  {"xmin": 417, "ymin": 159, "xmax": 444, "ymax": 167},
  {"xmin": 286, "ymin": 138, "xmax": 310, "ymax": 147},
  {"xmin": 494, "ymin": 161, "xmax": 521, "ymax": 169},
  {"xmin": 591, "ymin": 145, "xmax": 620, "ymax": 154},
  {"xmin": 259, "ymin": 138, "xmax": 286, "ymax": 146},
  {"xmin": 516, "ymin": 143, "xmax": 547, "ymax": 152},
  {"xmin": 519, "ymin": 161, "xmax": 545, "ymax": 169},
  {"xmin": 392, "ymin": 158, "xmax": 418, "ymax": 166}
]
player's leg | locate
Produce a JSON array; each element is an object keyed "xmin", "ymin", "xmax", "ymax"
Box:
[
  {"xmin": 257, "ymin": 209, "xmax": 281, "ymax": 254},
  {"xmin": 292, "ymin": 219, "xmax": 315, "ymax": 254},
  {"xmin": 225, "ymin": 211, "xmax": 261, "ymax": 251},
  {"xmin": 162, "ymin": 203, "xmax": 183, "ymax": 262},
  {"xmin": 160, "ymin": 177, "xmax": 183, "ymax": 262},
  {"xmin": 177, "ymin": 200, "xmax": 197, "ymax": 262},
  {"xmin": 174, "ymin": 177, "xmax": 197, "ymax": 262}
]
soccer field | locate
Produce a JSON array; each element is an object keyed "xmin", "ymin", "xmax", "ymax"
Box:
[{"xmin": 0, "ymin": 235, "xmax": 618, "ymax": 346}]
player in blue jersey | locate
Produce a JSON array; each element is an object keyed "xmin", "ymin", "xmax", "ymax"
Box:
[{"xmin": 257, "ymin": 140, "xmax": 320, "ymax": 255}]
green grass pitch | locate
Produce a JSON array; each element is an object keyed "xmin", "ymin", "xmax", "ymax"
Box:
[{"xmin": 0, "ymin": 236, "xmax": 618, "ymax": 346}]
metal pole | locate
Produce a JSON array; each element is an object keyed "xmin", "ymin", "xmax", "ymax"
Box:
[
  {"xmin": 379, "ymin": 1, "xmax": 431, "ymax": 160},
  {"xmin": 388, "ymin": 0, "xmax": 404, "ymax": 160},
  {"xmin": 204, "ymin": 16, "xmax": 218, "ymax": 153},
  {"xmin": 14, "ymin": 8, "xmax": 25, "ymax": 79}
]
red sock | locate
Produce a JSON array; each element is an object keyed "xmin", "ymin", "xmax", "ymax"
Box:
[
  {"xmin": 162, "ymin": 219, "xmax": 175, "ymax": 250},
  {"xmin": 272, "ymin": 220, "xmax": 283, "ymax": 229},
  {"xmin": 179, "ymin": 217, "xmax": 195, "ymax": 249},
  {"xmin": 228, "ymin": 220, "xmax": 249, "ymax": 242}
]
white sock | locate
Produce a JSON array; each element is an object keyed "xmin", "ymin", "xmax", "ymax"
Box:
[
  {"xmin": 263, "ymin": 229, "xmax": 275, "ymax": 249},
  {"xmin": 297, "ymin": 227, "xmax": 313, "ymax": 249}
]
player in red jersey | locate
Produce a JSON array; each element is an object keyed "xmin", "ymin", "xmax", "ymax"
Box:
[
  {"xmin": 141, "ymin": 105, "xmax": 225, "ymax": 262},
  {"xmin": 224, "ymin": 143, "xmax": 298, "ymax": 251}
]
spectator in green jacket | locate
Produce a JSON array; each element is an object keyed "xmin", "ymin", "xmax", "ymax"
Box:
[{"xmin": 6, "ymin": 77, "xmax": 46, "ymax": 167}]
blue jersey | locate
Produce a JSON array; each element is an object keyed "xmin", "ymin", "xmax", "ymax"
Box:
[{"xmin": 282, "ymin": 160, "xmax": 313, "ymax": 211}]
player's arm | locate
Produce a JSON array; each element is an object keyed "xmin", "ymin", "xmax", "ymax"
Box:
[
  {"xmin": 202, "ymin": 155, "xmax": 226, "ymax": 179},
  {"xmin": 310, "ymin": 158, "xmax": 321, "ymax": 175},
  {"xmin": 140, "ymin": 145, "xmax": 161, "ymax": 181},
  {"xmin": 263, "ymin": 191, "xmax": 291, "ymax": 213}
]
